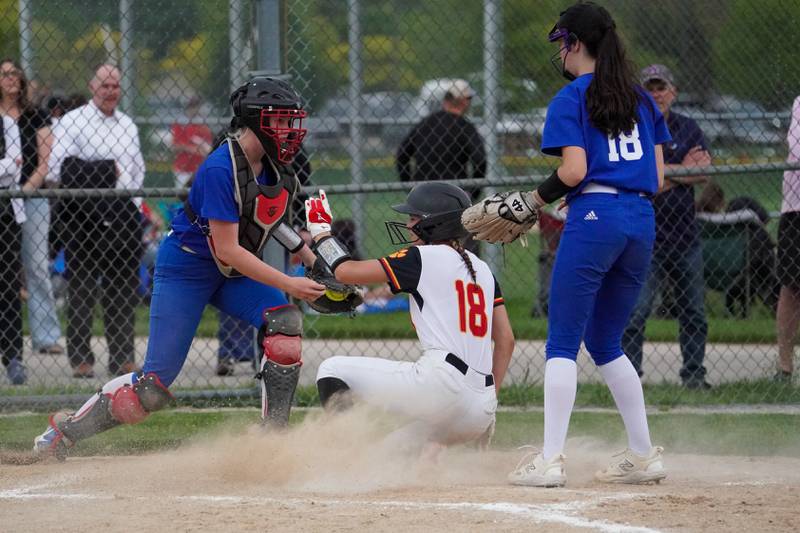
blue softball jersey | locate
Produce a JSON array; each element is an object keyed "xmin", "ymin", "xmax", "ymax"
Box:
[
  {"xmin": 170, "ymin": 143, "xmax": 277, "ymax": 258},
  {"xmin": 541, "ymin": 73, "xmax": 671, "ymax": 197}
]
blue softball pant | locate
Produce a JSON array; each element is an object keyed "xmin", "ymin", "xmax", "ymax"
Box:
[
  {"xmin": 546, "ymin": 191, "xmax": 655, "ymax": 365},
  {"xmin": 141, "ymin": 234, "xmax": 288, "ymax": 386}
]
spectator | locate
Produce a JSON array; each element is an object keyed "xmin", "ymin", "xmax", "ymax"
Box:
[
  {"xmin": 171, "ymin": 96, "xmax": 212, "ymax": 188},
  {"xmin": 65, "ymin": 93, "xmax": 87, "ymax": 112},
  {"xmin": 0, "ymin": 84, "xmax": 25, "ymax": 384},
  {"xmin": 0, "ymin": 58, "xmax": 64, "ymax": 357},
  {"xmin": 775, "ymin": 95, "xmax": 800, "ymax": 383},
  {"xmin": 48, "ymin": 64, "xmax": 145, "ymax": 378},
  {"xmin": 622, "ymin": 64, "xmax": 713, "ymax": 389},
  {"xmin": 396, "ymin": 79, "xmax": 486, "ymax": 254},
  {"xmin": 26, "ymin": 79, "xmax": 50, "ymax": 108},
  {"xmin": 724, "ymin": 196, "xmax": 779, "ymax": 316},
  {"xmin": 45, "ymin": 95, "xmax": 67, "ymax": 123},
  {"xmin": 396, "ymin": 79, "xmax": 486, "ymax": 189}
]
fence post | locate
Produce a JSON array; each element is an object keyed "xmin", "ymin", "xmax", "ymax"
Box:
[
  {"xmin": 229, "ymin": 0, "xmax": 246, "ymax": 92},
  {"xmin": 18, "ymin": 0, "xmax": 33, "ymax": 76},
  {"xmin": 119, "ymin": 0, "xmax": 134, "ymax": 114},
  {"xmin": 483, "ymin": 0, "xmax": 502, "ymax": 274},
  {"xmin": 347, "ymin": 0, "xmax": 366, "ymax": 250}
]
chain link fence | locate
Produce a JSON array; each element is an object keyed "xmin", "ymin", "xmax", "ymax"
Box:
[{"xmin": 1, "ymin": 0, "xmax": 799, "ymax": 410}]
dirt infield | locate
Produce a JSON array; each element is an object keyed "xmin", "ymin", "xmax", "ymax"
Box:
[{"xmin": 2, "ymin": 411, "xmax": 798, "ymax": 532}]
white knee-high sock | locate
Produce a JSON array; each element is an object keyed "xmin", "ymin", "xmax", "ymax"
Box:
[
  {"xmin": 542, "ymin": 357, "xmax": 577, "ymax": 461},
  {"xmin": 598, "ymin": 356, "xmax": 652, "ymax": 456}
]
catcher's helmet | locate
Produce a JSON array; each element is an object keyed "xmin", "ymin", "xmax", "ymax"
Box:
[
  {"xmin": 385, "ymin": 182, "xmax": 472, "ymax": 245},
  {"xmin": 230, "ymin": 77, "xmax": 307, "ymax": 164}
]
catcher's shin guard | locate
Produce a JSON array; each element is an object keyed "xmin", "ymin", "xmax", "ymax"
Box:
[
  {"xmin": 33, "ymin": 372, "xmax": 173, "ymax": 459},
  {"xmin": 256, "ymin": 305, "xmax": 303, "ymax": 427}
]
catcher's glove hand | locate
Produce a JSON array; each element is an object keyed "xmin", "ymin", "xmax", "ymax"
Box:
[
  {"xmin": 305, "ymin": 259, "xmax": 363, "ymax": 314},
  {"xmin": 461, "ymin": 190, "xmax": 540, "ymax": 245}
]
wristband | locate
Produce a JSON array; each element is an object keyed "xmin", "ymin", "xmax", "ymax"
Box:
[
  {"xmin": 313, "ymin": 235, "xmax": 351, "ymax": 273},
  {"xmin": 536, "ymin": 169, "xmax": 578, "ymax": 204}
]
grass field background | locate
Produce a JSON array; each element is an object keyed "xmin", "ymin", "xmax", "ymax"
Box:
[{"xmin": 2, "ymin": 408, "xmax": 798, "ymax": 459}]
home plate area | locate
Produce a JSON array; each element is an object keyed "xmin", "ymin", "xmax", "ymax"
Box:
[{"xmin": 1, "ymin": 445, "xmax": 798, "ymax": 532}]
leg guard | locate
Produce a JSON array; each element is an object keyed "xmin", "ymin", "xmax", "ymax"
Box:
[
  {"xmin": 256, "ymin": 305, "xmax": 303, "ymax": 427},
  {"xmin": 317, "ymin": 376, "xmax": 352, "ymax": 411},
  {"xmin": 34, "ymin": 372, "xmax": 173, "ymax": 459}
]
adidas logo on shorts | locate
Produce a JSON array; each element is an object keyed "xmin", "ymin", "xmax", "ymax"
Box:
[{"xmin": 584, "ymin": 210, "xmax": 598, "ymax": 221}]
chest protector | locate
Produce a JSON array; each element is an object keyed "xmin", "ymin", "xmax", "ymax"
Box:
[{"xmin": 185, "ymin": 136, "xmax": 297, "ymax": 277}]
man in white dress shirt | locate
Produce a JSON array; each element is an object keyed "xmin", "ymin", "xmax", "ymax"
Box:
[{"xmin": 49, "ymin": 64, "xmax": 145, "ymax": 378}]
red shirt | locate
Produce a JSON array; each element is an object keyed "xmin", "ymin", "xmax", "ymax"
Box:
[{"xmin": 171, "ymin": 123, "xmax": 213, "ymax": 173}]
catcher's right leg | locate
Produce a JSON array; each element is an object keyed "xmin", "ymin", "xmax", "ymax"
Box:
[
  {"xmin": 33, "ymin": 372, "xmax": 173, "ymax": 460},
  {"xmin": 256, "ymin": 305, "xmax": 303, "ymax": 427}
]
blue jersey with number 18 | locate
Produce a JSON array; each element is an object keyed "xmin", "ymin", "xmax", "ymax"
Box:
[{"xmin": 541, "ymin": 73, "xmax": 672, "ymax": 197}]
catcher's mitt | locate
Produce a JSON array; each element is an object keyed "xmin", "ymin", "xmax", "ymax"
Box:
[
  {"xmin": 461, "ymin": 190, "xmax": 540, "ymax": 245},
  {"xmin": 305, "ymin": 259, "xmax": 363, "ymax": 314}
]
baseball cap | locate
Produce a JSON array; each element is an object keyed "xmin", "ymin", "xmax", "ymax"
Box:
[
  {"xmin": 640, "ymin": 64, "xmax": 676, "ymax": 86},
  {"xmin": 446, "ymin": 79, "xmax": 475, "ymax": 100}
]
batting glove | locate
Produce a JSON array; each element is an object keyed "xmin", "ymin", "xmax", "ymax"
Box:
[{"xmin": 305, "ymin": 189, "xmax": 333, "ymax": 239}]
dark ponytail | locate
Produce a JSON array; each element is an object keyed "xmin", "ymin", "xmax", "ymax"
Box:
[
  {"xmin": 558, "ymin": 2, "xmax": 640, "ymax": 137},
  {"xmin": 585, "ymin": 27, "xmax": 639, "ymax": 137},
  {"xmin": 451, "ymin": 240, "xmax": 477, "ymax": 282}
]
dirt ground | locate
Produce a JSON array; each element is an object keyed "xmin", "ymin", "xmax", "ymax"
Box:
[{"xmin": 1, "ymin": 411, "xmax": 798, "ymax": 532}]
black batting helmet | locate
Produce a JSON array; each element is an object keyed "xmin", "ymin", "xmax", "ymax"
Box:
[
  {"xmin": 230, "ymin": 77, "xmax": 307, "ymax": 164},
  {"xmin": 385, "ymin": 182, "xmax": 472, "ymax": 245}
]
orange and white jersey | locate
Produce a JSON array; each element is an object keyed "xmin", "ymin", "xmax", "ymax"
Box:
[{"xmin": 379, "ymin": 244, "xmax": 504, "ymax": 375}]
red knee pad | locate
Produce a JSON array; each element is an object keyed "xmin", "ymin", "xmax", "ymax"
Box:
[
  {"xmin": 110, "ymin": 386, "xmax": 148, "ymax": 424},
  {"xmin": 263, "ymin": 334, "xmax": 302, "ymax": 366}
]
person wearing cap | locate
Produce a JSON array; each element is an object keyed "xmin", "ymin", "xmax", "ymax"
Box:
[
  {"xmin": 622, "ymin": 64, "xmax": 713, "ymax": 389},
  {"xmin": 396, "ymin": 79, "xmax": 486, "ymax": 196},
  {"xmin": 170, "ymin": 95, "xmax": 212, "ymax": 188}
]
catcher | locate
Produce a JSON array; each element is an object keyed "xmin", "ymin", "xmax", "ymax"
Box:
[
  {"xmin": 306, "ymin": 182, "xmax": 515, "ymax": 454},
  {"xmin": 33, "ymin": 77, "xmax": 358, "ymax": 460}
]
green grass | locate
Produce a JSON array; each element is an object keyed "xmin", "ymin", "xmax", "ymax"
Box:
[
  {"xmin": 5, "ymin": 381, "xmax": 797, "ymax": 407},
  {"xmin": 2, "ymin": 409, "xmax": 798, "ymax": 458}
]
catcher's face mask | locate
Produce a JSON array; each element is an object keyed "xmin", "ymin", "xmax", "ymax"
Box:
[
  {"xmin": 256, "ymin": 107, "xmax": 307, "ymax": 164},
  {"xmin": 548, "ymin": 24, "xmax": 577, "ymax": 82},
  {"xmin": 385, "ymin": 216, "xmax": 423, "ymax": 246}
]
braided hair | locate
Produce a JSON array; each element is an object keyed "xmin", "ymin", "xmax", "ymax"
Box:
[{"xmin": 450, "ymin": 239, "xmax": 477, "ymax": 282}]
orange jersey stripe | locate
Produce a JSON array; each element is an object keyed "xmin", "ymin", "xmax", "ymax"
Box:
[
  {"xmin": 379, "ymin": 257, "xmax": 401, "ymax": 291},
  {"xmin": 493, "ymin": 297, "xmax": 505, "ymax": 307}
]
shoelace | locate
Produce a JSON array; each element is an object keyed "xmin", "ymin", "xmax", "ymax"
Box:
[{"xmin": 512, "ymin": 444, "xmax": 541, "ymax": 472}]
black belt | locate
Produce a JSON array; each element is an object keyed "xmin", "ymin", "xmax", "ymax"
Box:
[{"xmin": 445, "ymin": 353, "xmax": 494, "ymax": 387}]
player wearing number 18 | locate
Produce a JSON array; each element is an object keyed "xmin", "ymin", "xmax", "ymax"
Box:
[
  {"xmin": 465, "ymin": 2, "xmax": 671, "ymax": 486},
  {"xmin": 306, "ymin": 182, "xmax": 515, "ymax": 453}
]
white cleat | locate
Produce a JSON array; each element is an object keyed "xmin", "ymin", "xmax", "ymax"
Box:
[
  {"xmin": 595, "ymin": 446, "xmax": 667, "ymax": 485},
  {"xmin": 508, "ymin": 447, "xmax": 567, "ymax": 487},
  {"xmin": 32, "ymin": 412, "xmax": 71, "ymax": 461}
]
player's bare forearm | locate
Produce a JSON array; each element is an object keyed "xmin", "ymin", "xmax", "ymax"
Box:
[
  {"xmin": 295, "ymin": 243, "xmax": 317, "ymax": 267},
  {"xmin": 220, "ymin": 245, "xmax": 292, "ymax": 290},
  {"xmin": 333, "ymin": 259, "xmax": 388, "ymax": 285},
  {"xmin": 655, "ymin": 144, "xmax": 665, "ymax": 190},
  {"xmin": 209, "ymin": 219, "xmax": 291, "ymax": 290},
  {"xmin": 491, "ymin": 305, "xmax": 515, "ymax": 391},
  {"xmin": 557, "ymin": 146, "xmax": 588, "ymax": 186}
]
